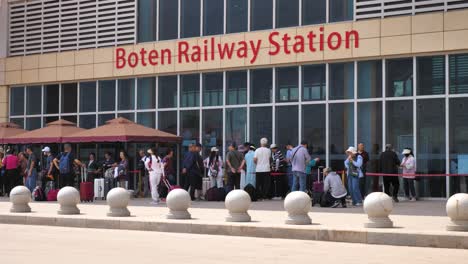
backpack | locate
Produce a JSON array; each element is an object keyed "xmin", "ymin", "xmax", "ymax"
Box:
[
  {"xmin": 32, "ymin": 186, "xmax": 45, "ymax": 201},
  {"xmin": 244, "ymin": 184, "xmax": 257, "ymax": 202},
  {"xmin": 348, "ymin": 156, "xmax": 361, "ymax": 177},
  {"xmin": 59, "ymin": 152, "xmax": 71, "ymax": 174}
]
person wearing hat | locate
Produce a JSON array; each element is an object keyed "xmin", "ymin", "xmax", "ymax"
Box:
[
  {"xmin": 244, "ymin": 144, "xmax": 257, "ymax": 187},
  {"xmin": 344, "ymin": 146, "xmax": 363, "ymax": 206},
  {"xmin": 226, "ymin": 143, "xmax": 244, "ymax": 191},
  {"xmin": 204, "ymin": 147, "xmax": 224, "ymax": 188},
  {"xmin": 379, "ymin": 144, "xmax": 401, "ymax": 202},
  {"xmin": 41, "ymin": 146, "xmax": 56, "ymax": 181},
  {"xmin": 322, "ymin": 168, "xmax": 347, "ymax": 208},
  {"xmin": 400, "ymin": 148, "xmax": 416, "ymax": 201},
  {"xmin": 254, "ymin": 138, "xmax": 271, "ymax": 199},
  {"xmin": 145, "ymin": 147, "xmax": 164, "ymax": 204}
]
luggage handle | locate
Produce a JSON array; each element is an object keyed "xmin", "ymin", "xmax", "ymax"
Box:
[{"xmin": 317, "ymin": 166, "xmax": 324, "ymax": 183}]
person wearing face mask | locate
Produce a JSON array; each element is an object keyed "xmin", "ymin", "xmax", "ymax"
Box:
[{"xmin": 400, "ymin": 148, "xmax": 417, "ymax": 201}]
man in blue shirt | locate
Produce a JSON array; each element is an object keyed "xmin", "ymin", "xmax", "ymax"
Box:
[{"xmin": 285, "ymin": 143, "xmax": 294, "ymax": 191}]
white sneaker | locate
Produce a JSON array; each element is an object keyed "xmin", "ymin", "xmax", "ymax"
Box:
[
  {"xmin": 410, "ymin": 198, "xmax": 416, "ymax": 202},
  {"xmin": 355, "ymin": 203, "xmax": 363, "ymax": 206},
  {"xmin": 150, "ymin": 200, "xmax": 159, "ymax": 205}
]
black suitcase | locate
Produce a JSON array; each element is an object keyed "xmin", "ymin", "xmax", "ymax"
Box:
[{"xmin": 104, "ymin": 178, "xmax": 114, "ymax": 199}]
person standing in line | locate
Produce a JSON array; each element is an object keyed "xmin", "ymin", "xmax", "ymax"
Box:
[
  {"xmin": 24, "ymin": 146, "xmax": 37, "ymax": 192},
  {"xmin": 379, "ymin": 144, "xmax": 401, "ymax": 203},
  {"xmin": 101, "ymin": 151, "xmax": 115, "ymax": 176},
  {"xmin": 145, "ymin": 147, "xmax": 164, "ymax": 205},
  {"xmin": 42, "ymin": 147, "xmax": 56, "ymax": 181},
  {"xmin": 3, "ymin": 149, "xmax": 19, "ymax": 196},
  {"xmin": 226, "ymin": 143, "xmax": 244, "ymax": 191},
  {"xmin": 344, "ymin": 146, "xmax": 363, "ymax": 206},
  {"xmin": 357, "ymin": 143, "xmax": 370, "ymax": 198},
  {"xmin": 204, "ymin": 147, "xmax": 224, "ymax": 188},
  {"xmin": 254, "ymin": 138, "xmax": 271, "ymax": 199},
  {"xmin": 244, "ymin": 144, "xmax": 257, "ymax": 187},
  {"xmin": 114, "ymin": 150, "xmax": 129, "ymax": 189},
  {"xmin": 18, "ymin": 152, "xmax": 28, "ymax": 185},
  {"xmin": 137, "ymin": 149, "xmax": 149, "ymax": 197},
  {"xmin": 285, "ymin": 143, "xmax": 294, "ymax": 192},
  {"xmin": 401, "ymin": 148, "xmax": 417, "ymax": 201},
  {"xmin": 162, "ymin": 149, "xmax": 176, "ymax": 185},
  {"xmin": 183, "ymin": 144, "xmax": 204, "ymax": 200},
  {"xmin": 290, "ymin": 140, "xmax": 311, "ymax": 192},
  {"xmin": 53, "ymin": 144, "xmax": 83, "ymax": 188}
]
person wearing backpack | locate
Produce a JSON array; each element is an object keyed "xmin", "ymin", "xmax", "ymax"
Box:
[
  {"xmin": 344, "ymin": 146, "xmax": 363, "ymax": 206},
  {"xmin": 53, "ymin": 144, "xmax": 84, "ymax": 188},
  {"xmin": 204, "ymin": 147, "xmax": 223, "ymax": 188},
  {"xmin": 25, "ymin": 146, "xmax": 38, "ymax": 192}
]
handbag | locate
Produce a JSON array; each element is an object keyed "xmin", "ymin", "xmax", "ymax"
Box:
[{"xmin": 348, "ymin": 161, "xmax": 359, "ymax": 177}]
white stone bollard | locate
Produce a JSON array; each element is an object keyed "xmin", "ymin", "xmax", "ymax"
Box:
[
  {"xmin": 225, "ymin": 190, "xmax": 251, "ymax": 222},
  {"xmin": 57, "ymin": 187, "xmax": 80, "ymax": 215},
  {"xmin": 166, "ymin": 189, "xmax": 191, "ymax": 219},
  {"xmin": 106, "ymin": 187, "xmax": 131, "ymax": 217},
  {"xmin": 363, "ymin": 192, "xmax": 394, "ymax": 228},
  {"xmin": 284, "ymin": 191, "xmax": 312, "ymax": 225},
  {"xmin": 10, "ymin": 186, "xmax": 32, "ymax": 213},
  {"xmin": 446, "ymin": 193, "xmax": 468, "ymax": 232}
]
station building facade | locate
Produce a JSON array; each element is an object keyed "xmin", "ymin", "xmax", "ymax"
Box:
[{"xmin": 1, "ymin": 0, "xmax": 468, "ymax": 197}]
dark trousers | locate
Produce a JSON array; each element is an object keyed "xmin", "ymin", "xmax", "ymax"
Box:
[
  {"xmin": 256, "ymin": 172, "xmax": 271, "ymax": 199},
  {"xmin": 60, "ymin": 173, "xmax": 75, "ymax": 188},
  {"xmin": 403, "ymin": 178, "xmax": 416, "ymax": 198},
  {"xmin": 359, "ymin": 176, "xmax": 366, "ymax": 198},
  {"xmin": 383, "ymin": 176, "xmax": 400, "ymax": 198},
  {"xmin": 372, "ymin": 176, "xmax": 380, "ymax": 192},
  {"xmin": 0, "ymin": 171, "xmax": 4, "ymax": 194},
  {"xmin": 321, "ymin": 192, "xmax": 347, "ymax": 207},
  {"xmin": 184, "ymin": 174, "xmax": 202, "ymax": 200},
  {"xmin": 5, "ymin": 169, "xmax": 21, "ymax": 194},
  {"xmin": 227, "ymin": 172, "xmax": 240, "ymax": 190}
]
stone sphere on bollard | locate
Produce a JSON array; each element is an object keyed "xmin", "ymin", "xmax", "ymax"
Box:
[
  {"xmin": 446, "ymin": 193, "xmax": 468, "ymax": 231},
  {"xmin": 106, "ymin": 187, "xmax": 131, "ymax": 217},
  {"xmin": 284, "ymin": 191, "xmax": 312, "ymax": 225},
  {"xmin": 225, "ymin": 190, "xmax": 251, "ymax": 222},
  {"xmin": 57, "ymin": 187, "xmax": 80, "ymax": 215},
  {"xmin": 363, "ymin": 192, "xmax": 394, "ymax": 228},
  {"xmin": 10, "ymin": 186, "xmax": 32, "ymax": 213},
  {"xmin": 166, "ymin": 189, "xmax": 191, "ymax": 219}
]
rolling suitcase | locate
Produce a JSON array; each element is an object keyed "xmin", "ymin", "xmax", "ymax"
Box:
[
  {"xmin": 202, "ymin": 177, "xmax": 210, "ymax": 198},
  {"xmin": 312, "ymin": 166, "xmax": 324, "ymax": 206},
  {"xmin": 94, "ymin": 178, "xmax": 105, "ymax": 200},
  {"xmin": 80, "ymin": 167, "xmax": 94, "ymax": 202}
]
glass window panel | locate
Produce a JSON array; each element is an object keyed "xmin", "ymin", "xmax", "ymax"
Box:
[
  {"xmin": 386, "ymin": 100, "xmax": 413, "ymax": 154},
  {"xmin": 202, "ymin": 109, "xmax": 223, "ymax": 156},
  {"xmin": 417, "ymin": 56, "xmax": 445, "ymax": 95},
  {"xmin": 250, "ymin": 68, "xmax": 272, "ymax": 104},
  {"xmin": 61, "ymin": 83, "xmax": 77, "ymax": 113},
  {"xmin": 26, "ymin": 117, "xmax": 41, "ymax": 130},
  {"xmin": 386, "ymin": 58, "xmax": 413, "ymax": 97},
  {"xmin": 449, "ymin": 98, "xmax": 468, "ymax": 194},
  {"xmin": 181, "ymin": 110, "xmax": 200, "ymax": 148},
  {"xmin": 226, "ymin": 70, "xmax": 247, "ymax": 105},
  {"xmin": 181, "ymin": 0, "xmax": 201, "ymax": 38},
  {"xmin": 251, "ymin": 0, "xmax": 273, "ymax": 31},
  {"xmin": 98, "ymin": 80, "xmax": 116, "ymax": 112},
  {"xmin": 159, "ymin": 0, "xmax": 178, "ymax": 40},
  {"xmin": 227, "ymin": 0, "xmax": 248, "ymax": 33},
  {"xmin": 118, "ymin": 112, "xmax": 135, "ymax": 122},
  {"xmin": 417, "ymin": 99, "xmax": 446, "ymax": 197},
  {"xmin": 203, "ymin": 0, "xmax": 224, "ymax": 36},
  {"xmin": 62, "ymin": 115, "xmax": 77, "ymax": 124},
  {"xmin": 275, "ymin": 0, "xmax": 298, "ymax": 28},
  {"xmin": 44, "ymin": 84, "xmax": 59, "ymax": 114},
  {"xmin": 329, "ymin": 0, "xmax": 353, "ymax": 23},
  {"xmin": 276, "ymin": 67, "xmax": 299, "ymax": 102},
  {"xmin": 180, "ymin": 74, "xmax": 200, "ymax": 107},
  {"xmin": 226, "ymin": 108, "xmax": 247, "ymax": 149},
  {"xmin": 137, "ymin": 112, "xmax": 155, "ymax": 128},
  {"xmin": 10, "ymin": 118, "xmax": 24, "ymax": 129},
  {"xmin": 329, "ymin": 62, "xmax": 354, "ymax": 100},
  {"xmin": 137, "ymin": 77, "xmax": 156, "ymax": 109},
  {"xmin": 329, "ymin": 103, "xmax": 354, "ymax": 171},
  {"xmin": 302, "ymin": 0, "xmax": 325, "ymax": 25},
  {"xmin": 10, "ymin": 87, "xmax": 25, "ymax": 116},
  {"xmin": 98, "ymin": 114, "xmax": 115, "ymax": 126},
  {"xmin": 118, "ymin": 79, "xmax": 135, "ymax": 111},
  {"xmin": 302, "ymin": 104, "xmax": 326, "ymax": 159},
  {"xmin": 79, "ymin": 115, "xmax": 96, "ymax": 129},
  {"xmin": 158, "ymin": 76, "xmax": 178, "ymax": 108},
  {"xmin": 276, "ymin": 106, "xmax": 298, "ymax": 150},
  {"xmin": 137, "ymin": 0, "xmax": 157, "ymax": 42},
  {"xmin": 203, "ymin": 72, "xmax": 223, "ymax": 106},
  {"xmin": 358, "ymin": 60, "xmax": 382, "ymax": 98},
  {"xmin": 302, "ymin": 65, "xmax": 325, "ymax": 101},
  {"xmin": 250, "ymin": 107, "xmax": 272, "ymax": 147},
  {"xmin": 158, "ymin": 111, "xmax": 177, "ymax": 135},
  {"xmin": 43, "ymin": 116, "xmax": 58, "ymax": 125},
  {"xmin": 79, "ymin": 82, "xmax": 96, "ymax": 113},
  {"xmin": 449, "ymin": 53, "xmax": 468, "ymax": 94},
  {"xmin": 26, "ymin": 86, "xmax": 41, "ymax": 115}
]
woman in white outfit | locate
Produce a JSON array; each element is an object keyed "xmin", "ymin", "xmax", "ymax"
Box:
[
  {"xmin": 145, "ymin": 148, "xmax": 164, "ymax": 204},
  {"xmin": 204, "ymin": 147, "xmax": 224, "ymax": 188}
]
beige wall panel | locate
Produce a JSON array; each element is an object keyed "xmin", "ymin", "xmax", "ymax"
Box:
[
  {"xmin": 352, "ymin": 19, "xmax": 380, "ymax": 39},
  {"xmin": 156, "ymin": 59, "xmax": 176, "ymax": 74},
  {"xmin": 412, "ymin": 32, "xmax": 444, "ymax": 53},
  {"xmin": 412, "ymin": 12, "xmax": 443, "ymax": 34},
  {"xmin": 154, "ymin": 40, "xmax": 176, "ymax": 57},
  {"xmin": 221, "ymin": 32, "xmax": 246, "ymax": 51},
  {"xmin": 94, "ymin": 63, "xmax": 114, "ymax": 78},
  {"xmin": 0, "ymin": 86, "xmax": 8, "ymax": 103},
  {"xmin": 444, "ymin": 29, "xmax": 468, "ymax": 51},
  {"xmin": 220, "ymin": 54, "xmax": 245, "ymax": 68},
  {"xmin": 74, "ymin": 49, "xmax": 94, "ymax": 65},
  {"xmin": 5, "ymin": 71, "xmax": 21, "ymax": 84},
  {"xmin": 381, "ymin": 35, "xmax": 411, "ymax": 55},
  {"xmin": 444, "ymin": 9, "xmax": 468, "ymax": 31},
  {"xmin": 57, "ymin": 51, "xmax": 75, "ymax": 67},
  {"xmin": 381, "ymin": 16, "xmax": 411, "ymax": 37},
  {"xmin": 245, "ymin": 30, "xmax": 272, "ymax": 49},
  {"xmin": 0, "ymin": 72, "xmax": 4, "ymax": 85},
  {"xmin": 0, "ymin": 102, "xmax": 8, "ymax": 119},
  {"xmin": 270, "ymin": 49, "xmax": 297, "ymax": 64},
  {"xmin": 134, "ymin": 61, "xmax": 157, "ymax": 75},
  {"xmin": 75, "ymin": 64, "xmax": 94, "ymax": 80},
  {"xmin": 196, "ymin": 36, "xmax": 222, "ymax": 57},
  {"xmin": 38, "ymin": 67, "xmax": 57, "ymax": 82},
  {"xmin": 38, "ymin": 53, "xmax": 57, "ymax": 68},
  {"xmin": 324, "ymin": 21, "xmax": 352, "ymax": 36},
  {"xmin": 113, "ymin": 63, "xmax": 134, "ymax": 77},
  {"xmin": 0, "ymin": 58, "xmax": 5, "ymax": 72},
  {"xmin": 57, "ymin": 66, "xmax": 75, "ymax": 81},
  {"xmin": 197, "ymin": 53, "xmax": 221, "ymax": 70},
  {"xmin": 296, "ymin": 49, "xmax": 324, "ymax": 63},
  {"xmin": 324, "ymin": 42, "xmax": 353, "ymax": 60},
  {"xmin": 5, "ymin": 57, "xmax": 21, "ymax": 71},
  {"xmin": 94, "ymin": 47, "xmax": 114, "ymax": 63},
  {"xmin": 21, "ymin": 69, "xmax": 39, "ymax": 84},
  {"xmin": 353, "ymin": 38, "xmax": 380, "ymax": 58},
  {"xmin": 297, "ymin": 24, "xmax": 323, "ymax": 45},
  {"xmin": 21, "ymin": 55, "xmax": 39, "ymax": 70},
  {"xmin": 174, "ymin": 60, "xmax": 198, "ymax": 73},
  {"xmin": 248, "ymin": 47, "xmax": 271, "ymax": 67}
]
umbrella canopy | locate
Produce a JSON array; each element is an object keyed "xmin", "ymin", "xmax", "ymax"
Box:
[
  {"xmin": 64, "ymin": 117, "xmax": 181, "ymax": 143},
  {"xmin": 0, "ymin": 122, "xmax": 27, "ymax": 144},
  {"xmin": 4, "ymin": 119, "xmax": 86, "ymax": 144}
]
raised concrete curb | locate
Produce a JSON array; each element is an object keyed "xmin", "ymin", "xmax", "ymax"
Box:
[{"xmin": 1, "ymin": 213, "xmax": 467, "ymax": 249}]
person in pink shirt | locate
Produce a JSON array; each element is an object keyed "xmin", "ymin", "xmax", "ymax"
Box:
[
  {"xmin": 401, "ymin": 148, "xmax": 417, "ymax": 201},
  {"xmin": 2, "ymin": 149, "xmax": 20, "ymax": 196}
]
